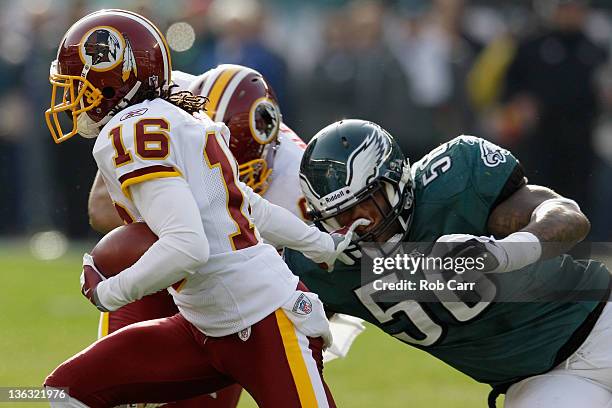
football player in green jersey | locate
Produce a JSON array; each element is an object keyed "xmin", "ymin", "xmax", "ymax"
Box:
[{"xmin": 284, "ymin": 119, "xmax": 612, "ymax": 408}]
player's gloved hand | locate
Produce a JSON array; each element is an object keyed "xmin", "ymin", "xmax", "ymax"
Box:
[
  {"xmin": 319, "ymin": 219, "xmax": 371, "ymax": 272},
  {"xmin": 431, "ymin": 232, "xmax": 541, "ymax": 274},
  {"xmin": 81, "ymin": 253, "xmax": 110, "ymax": 312}
]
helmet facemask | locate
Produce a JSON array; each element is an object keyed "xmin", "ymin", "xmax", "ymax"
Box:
[
  {"xmin": 239, "ymin": 140, "xmax": 278, "ymax": 194},
  {"xmin": 45, "ymin": 60, "xmax": 103, "ymax": 143}
]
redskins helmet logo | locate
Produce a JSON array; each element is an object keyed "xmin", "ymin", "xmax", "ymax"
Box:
[
  {"xmin": 79, "ymin": 26, "xmax": 137, "ymax": 81},
  {"xmin": 249, "ymin": 97, "xmax": 280, "ymax": 144},
  {"xmin": 80, "ymin": 27, "xmax": 124, "ymax": 69}
]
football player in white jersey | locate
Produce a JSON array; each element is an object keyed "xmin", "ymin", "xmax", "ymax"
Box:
[
  {"xmin": 88, "ymin": 65, "xmax": 309, "ymax": 230},
  {"xmin": 42, "ymin": 10, "xmax": 361, "ymax": 407},
  {"xmin": 184, "ymin": 64, "xmax": 366, "ymax": 366},
  {"xmin": 86, "ymin": 64, "xmax": 365, "ymax": 407}
]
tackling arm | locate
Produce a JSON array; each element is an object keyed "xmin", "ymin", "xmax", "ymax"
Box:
[
  {"xmin": 487, "ymin": 184, "xmax": 590, "ymax": 260},
  {"xmin": 88, "ymin": 171, "xmax": 124, "ymax": 233}
]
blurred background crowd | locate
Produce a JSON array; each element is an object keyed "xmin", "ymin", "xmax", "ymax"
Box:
[{"xmin": 2, "ymin": 0, "xmax": 612, "ymax": 251}]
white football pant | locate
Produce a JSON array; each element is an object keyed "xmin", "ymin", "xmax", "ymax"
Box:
[{"xmin": 505, "ymin": 302, "xmax": 612, "ymax": 408}]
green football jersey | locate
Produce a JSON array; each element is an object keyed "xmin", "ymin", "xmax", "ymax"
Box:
[{"xmin": 285, "ymin": 136, "xmax": 610, "ymax": 386}]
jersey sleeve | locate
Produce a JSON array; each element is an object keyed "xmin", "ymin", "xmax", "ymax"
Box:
[
  {"xmin": 97, "ymin": 176, "xmax": 208, "ymax": 310},
  {"xmin": 264, "ymin": 124, "xmax": 310, "ymax": 220},
  {"xmin": 241, "ymin": 180, "xmax": 334, "ymax": 259},
  {"xmin": 458, "ymin": 136, "xmax": 527, "ymax": 210}
]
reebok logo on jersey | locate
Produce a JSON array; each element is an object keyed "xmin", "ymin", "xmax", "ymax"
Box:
[
  {"xmin": 120, "ymin": 108, "xmax": 148, "ymax": 121},
  {"xmin": 292, "ymin": 294, "xmax": 313, "ymax": 315}
]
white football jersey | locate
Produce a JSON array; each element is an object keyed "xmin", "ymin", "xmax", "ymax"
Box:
[
  {"xmin": 265, "ymin": 123, "xmax": 309, "ymax": 220},
  {"xmin": 176, "ymin": 68, "xmax": 308, "ymax": 219},
  {"xmin": 171, "ymin": 70, "xmax": 196, "ymax": 93},
  {"xmin": 93, "ymin": 98, "xmax": 298, "ymax": 336}
]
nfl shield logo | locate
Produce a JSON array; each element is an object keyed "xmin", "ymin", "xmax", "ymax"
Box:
[
  {"xmin": 238, "ymin": 327, "xmax": 251, "ymax": 341},
  {"xmin": 292, "ymin": 294, "xmax": 313, "ymax": 315}
]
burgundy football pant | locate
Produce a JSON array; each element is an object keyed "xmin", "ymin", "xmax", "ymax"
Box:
[
  {"xmin": 45, "ymin": 305, "xmax": 335, "ymax": 407},
  {"xmin": 96, "ymin": 291, "xmax": 242, "ymax": 408}
]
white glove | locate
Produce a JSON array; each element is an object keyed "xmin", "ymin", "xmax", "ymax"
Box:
[
  {"xmin": 281, "ymin": 291, "xmax": 333, "ymax": 348},
  {"xmin": 323, "ymin": 314, "xmax": 366, "ymax": 363},
  {"xmin": 431, "ymin": 232, "xmax": 541, "ymax": 274},
  {"xmin": 320, "ymin": 218, "xmax": 371, "ymax": 272},
  {"xmin": 81, "ymin": 253, "xmax": 110, "ymax": 312}
]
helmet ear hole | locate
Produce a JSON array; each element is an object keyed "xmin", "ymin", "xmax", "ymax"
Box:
[{"xmin": 102, "ymin": 87, "xmax": 115, "ymax": 99}]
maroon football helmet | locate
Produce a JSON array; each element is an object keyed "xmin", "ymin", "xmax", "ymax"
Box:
[
  {"xmin": 46, "ymin": 9, "xmax": 172, "ymax": 143},
  {"xmin": 189, "ymin": 64, "xmax": 281, "ymax": 194}
]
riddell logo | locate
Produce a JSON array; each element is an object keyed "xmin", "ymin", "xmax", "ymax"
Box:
[{"xmin": 322, "ymin": 189, "xmax": 349, "ymax": 205}]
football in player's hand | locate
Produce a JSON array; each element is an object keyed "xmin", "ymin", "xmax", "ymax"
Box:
[{"xmin": 91, "ymin": 222, "xmax": 158, "ymax": 278}]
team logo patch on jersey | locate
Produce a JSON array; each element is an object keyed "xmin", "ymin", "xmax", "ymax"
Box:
[
  {"xmin": 479, "ymin": 139, "xmax": 510, "ymax": 167},
  {"xmin": 238, "ymin": 326, "xmax": 251, "ymax": 341},
  {"xmin": 292, "ymin": 293, "xmax": 313, "ymax": 315}
]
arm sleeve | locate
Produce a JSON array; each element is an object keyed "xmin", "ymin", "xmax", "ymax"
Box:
[
  {"xmin": 96, "ymin": 177, "xmax": 209, "ymax": 310},
  {"xmin": 241, "ymin": 181, "xmax": 334, "ymax": 262}
]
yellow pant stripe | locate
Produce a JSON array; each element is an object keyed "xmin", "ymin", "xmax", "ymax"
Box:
[
  {"xmin": 99, "ymin": 312, "xmax": 110, "ymax": 338},
  {"xmin": 275, "ymin": 309, "xmax": 318, "ymax": 407}
]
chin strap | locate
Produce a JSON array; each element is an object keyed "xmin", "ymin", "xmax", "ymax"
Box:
[
  {"xmin": 77, "ymin": 81, "xmax": 144, "ymax": 138},
  {"xmin": 76, "ymin": 112, "xmax": 100, "ymax": 138}
]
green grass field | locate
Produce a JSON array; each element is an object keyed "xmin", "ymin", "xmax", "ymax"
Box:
[{"xmin": 0, "ymin": 244, "xmax": 492, "ymax": 407}]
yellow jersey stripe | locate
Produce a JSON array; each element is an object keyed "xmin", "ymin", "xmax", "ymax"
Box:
[
  {"xmin": 275, "ymin": 309, "xmax": 318, "ymax": 407},
  {"xmin": 120, "ymin": 169, "xmax": 182, "ymax": 199}
]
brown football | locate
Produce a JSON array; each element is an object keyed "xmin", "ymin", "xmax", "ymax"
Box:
[{"xmin": 91, "ymin": 222, "xmax": 158, "ymax": 278}]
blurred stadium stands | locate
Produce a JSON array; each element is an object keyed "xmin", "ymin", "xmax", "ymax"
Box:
[{"xmin": 1, "ymin": 0, "xmax": 611, "ymax": 244}]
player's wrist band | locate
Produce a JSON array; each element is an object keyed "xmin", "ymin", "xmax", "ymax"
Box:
[
  {"xmin": 92, "ymin": 286, "xmax": 111, "ymax": 313},
  {"xmin": 498, "ymin": 231, "xmax": 541, "ymax": 272}
]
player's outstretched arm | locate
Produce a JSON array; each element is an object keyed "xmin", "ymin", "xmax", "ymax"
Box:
[
  {"xmin": 94, "ymin": 177, "xmax": 209, "ymax": 311},
  {"xmin": 487, "ymin": 184, "xmax": 590, "ymax": 260},
  {"xmin": 88, "ymin": 171, "xmax": 124, "ymax": 233},
  {"xmin": 241, "ymin": 181, "xmax": 359, "ymax": 270}
]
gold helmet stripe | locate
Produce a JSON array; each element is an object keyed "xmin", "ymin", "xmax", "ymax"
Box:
[
  {"xmin": 206, "ymin": 67, "xmax": 240, "ymax": 120},
  {"xmin": 214, "ymin": 68, "xmax": 252, "ymax": 122}
]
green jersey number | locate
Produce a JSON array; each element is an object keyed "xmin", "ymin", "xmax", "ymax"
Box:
[{"xmin": 415, "ymin": 143, "xmax": 453, "ymax": 186}]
